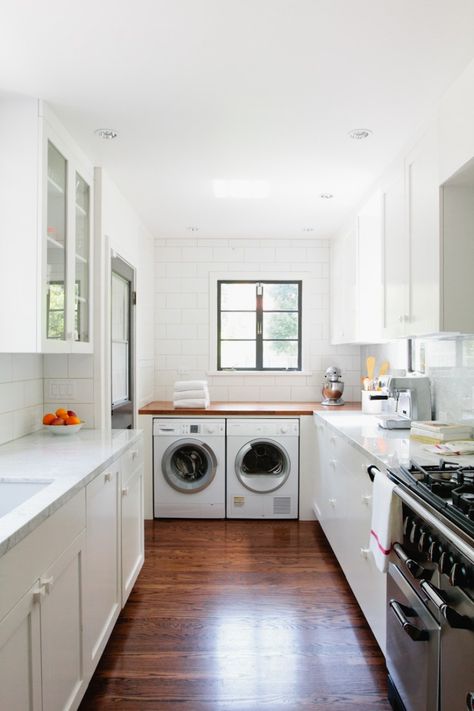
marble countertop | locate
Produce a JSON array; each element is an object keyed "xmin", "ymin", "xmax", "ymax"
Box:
[
  {"xmin": 313, "ymin": 411, "xmax": 474, "ymax": 471},
  {"xmin": 0, "ymin": 428, "xmax": 142, "ymax": 557}
]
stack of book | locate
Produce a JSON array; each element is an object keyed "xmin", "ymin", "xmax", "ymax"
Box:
[{"xmin": 410, "ymin": 421, "xmax": 473, "ymax": 444}]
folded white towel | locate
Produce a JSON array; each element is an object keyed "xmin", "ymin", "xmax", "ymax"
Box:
[
  {"xmin": 173, "ymin": 398, "xmax": 210, "ymax": 409},
  {"xmin": 369, "ymin": 470, "xmax": 403, "ymax": 573},
  {"xmin": 174, "ymin": 380, "xmax": 209, "ymax": 392},
  {"xmin": 173, "ymin": 389, "xmax": 210, "ymax": 401}
]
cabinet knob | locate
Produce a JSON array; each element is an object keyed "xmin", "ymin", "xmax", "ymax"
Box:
[
  {"xmin": 362, "ymin": 495, "xmax": 372, "ymax": 505},
  {"xmin": 40, "ymin": 576, "xmax": 54, "ymax": 594},
  {"xmin": 131, "ymin": 449, "xmax": 138, "ymax": 459},
  {"xmin": 104, "ymin": 472, "xmax": 112, "ymax": 483},
  {"xmin": 329, "ymin": 459, "xmax": 337, "ymax": 469},
  {"xmin": 360, "ymin": 548, "xmax": 370, "ymax": 558},
  {"xmin": 122, "ymin": 487, "xmax": 129, "ymax": 497},
  {"xmin": 329, "ymin": 498, "xmax": 336, "ymax": 507},
  {"xmin": 33, "ymin": 585, "xmax": 46, "ymax": 604}
]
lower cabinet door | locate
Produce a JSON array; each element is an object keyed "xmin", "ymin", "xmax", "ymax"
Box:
[
  {"xmin": 85, "ymin": 465, "xmax": 121, "ymax": 673},
  {"xmin": 0, "ymin": 583, "xmax": 42, "ymax": 711},
  {"xmin": 121, "ymin": 464, "xmax": 144, "ymax": 605},
  {"xmin": 40, "ymin": 531, "xmax": 86, "ymax": 711}
]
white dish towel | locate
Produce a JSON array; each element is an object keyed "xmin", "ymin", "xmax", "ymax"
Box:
[
  {"xmin": 173, "ymin": 398, "xmax": 210, "ymax": 409},
  {"xmin": 369, "ymin": 470, "xmax": 403, "ymax": 573},
  {"xmin": 174, "ymin": 389, "xmax": 210, "ymax": 401},
  {"xmin": 174, "ymin": 380, "xmax": 209, "ymax": 392},
  {"xmin": 173, "ymin": 380, "xmax": 210, "ymax": 408}
]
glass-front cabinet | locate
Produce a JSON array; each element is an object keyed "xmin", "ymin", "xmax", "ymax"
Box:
[{"xmin": 43, "ymin": 124, "xmax": 93, "ymax": 352}]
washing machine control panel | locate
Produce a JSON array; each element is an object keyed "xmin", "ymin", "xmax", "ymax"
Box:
[{"xmin": 154, "ymin": 419, "xmax": 225, "ymax": 436}]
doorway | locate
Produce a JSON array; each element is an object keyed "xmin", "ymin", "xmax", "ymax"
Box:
[{"xmin": 111, "ymin": 254, "xmax": 135, "ymax": 429}]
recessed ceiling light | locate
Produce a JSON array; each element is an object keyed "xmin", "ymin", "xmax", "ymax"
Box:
[
  {"xmin": 348, "ymin": 128, "xmax": 372, "ymax": 140},
  {"xmin": 186, "ymin": 226, "xmax": 199, "ymax": 232},
  {"xmin": 302, "ymin": 227, "xmax": 315, "ymax": 232},
  {"xmin": 94, "ymin": 128, "xmax": 118, "ymax": 140},
  {"xmin": 320, "ymin": 193, "xmax": 334, "ymax": 199},
  {"xmin": 213, "ymin": 179, "xmax": 270, "ymax": 199}
]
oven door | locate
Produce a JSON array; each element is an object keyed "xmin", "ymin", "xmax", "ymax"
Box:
[{"xmin": 387, "ymin": 563, "xmax": 440, "ymax": 711}]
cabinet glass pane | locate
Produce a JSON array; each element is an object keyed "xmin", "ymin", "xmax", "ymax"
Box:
[
  {"xmin": 74, "ymin": 172, "xmax": 90, "ymax": 342},
  {"xmin": 46, "ymin": 142, "xmax": 67, "ymax": 341}
]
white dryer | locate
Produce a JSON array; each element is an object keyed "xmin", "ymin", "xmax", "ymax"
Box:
[
  {"xmin": 226, "ymin": 418, "xmax": 299, "ymax": 519},
  {"xmin": 153, "ymin": 418, "xmax": 226, "ymax": 518}
]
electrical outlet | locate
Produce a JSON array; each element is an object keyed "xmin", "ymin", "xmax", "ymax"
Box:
[{"xmin": 48, "ymin": 381, "xmax": 74, "ymax": 399}]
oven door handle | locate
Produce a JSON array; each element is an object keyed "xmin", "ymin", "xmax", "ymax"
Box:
[
  {"xmin": 367, "ymin": 465, "xmax": 379, "ymax": 482},
  {"xmin": 420, "ymin": 580, "xmax": 473, "ymax": 631},
  {"xmin": 393, "ymin": 543, "xmax": 431, "ymax": 580},
  {"xmin": 389, "ymin": 600, "xmax": 429, "ymax": 641}
]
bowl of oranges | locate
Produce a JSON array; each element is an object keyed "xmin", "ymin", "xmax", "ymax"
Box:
[{"xmin": 43, "ymin": 408, "xmax": 83, "ymax": 435}]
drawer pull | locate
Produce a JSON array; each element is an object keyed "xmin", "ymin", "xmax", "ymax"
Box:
[
  {"xmin": 104, "ymin": 472, "xmax": 112, "ymax": 483},
  {"xmin": 33, "ymin": 585, "xmax": 46, "ymax": 604},
  {"xmin": 360, "ymin": 547, "xmax": 370, "ymax": 558},
  {"xmin": 329, "ymin": 498, "xmax": 336, "ymax": 507},
  {"xmin": 362, "ymin": 495, "xmax": 372, "ymax": 505},
  {"xmin": 130, "ymin": 449, "xmax": 139, "ymax": 460},
  {"xmin": 389, "ymin": 600, "xmax": 429, "ymax": 642},
  {"xmin": 40, "ymin": 576, "xmax": 54, "ymax": 594},
  {"xmin": 122, "ymin": 487, "xmax": 129, "ymax": 497}
]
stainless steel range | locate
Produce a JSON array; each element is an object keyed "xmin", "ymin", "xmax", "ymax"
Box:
[{"xmin": 385, "ymin": 460, "xmax": 474, "ymax": 711}]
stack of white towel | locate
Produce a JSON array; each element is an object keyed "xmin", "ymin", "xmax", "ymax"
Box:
[{"xmin": 173, "ymin": 380, "xmax": 210, "ymax": 409}]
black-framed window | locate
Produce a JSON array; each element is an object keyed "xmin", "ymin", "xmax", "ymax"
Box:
[{"xmin": 217, "ymin": 280, "xmax": 302, "ymax": 371}]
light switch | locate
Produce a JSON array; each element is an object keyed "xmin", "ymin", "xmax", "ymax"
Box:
[{"xmin": 48, "ymin": 381, "xmax": 74, "ymax": 399}]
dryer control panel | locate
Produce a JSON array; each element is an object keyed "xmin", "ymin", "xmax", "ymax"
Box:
[
  {"xmin": 226, "ymin": 419, "xmax": 299, "ymax": 437},
  {"xmin": 153, "ymin": 419, "xmax": 225, "ymax": 437}
]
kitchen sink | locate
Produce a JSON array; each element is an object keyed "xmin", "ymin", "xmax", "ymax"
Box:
[{"xmin": 0, "ymin": 480, "xmax": 53, "ymax": 518}]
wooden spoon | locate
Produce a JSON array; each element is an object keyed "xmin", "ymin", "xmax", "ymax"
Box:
[{"xmin": 366, "ymin": 356, "xmax": 376, "ymax": 384}]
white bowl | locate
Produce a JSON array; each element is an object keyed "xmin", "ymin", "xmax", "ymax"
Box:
[{"xmin": 44, "ymin": 423, "xmax": 83, "ymax": 435}]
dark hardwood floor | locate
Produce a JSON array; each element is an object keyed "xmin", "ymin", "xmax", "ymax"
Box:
[{"xmin": 79, "ymin": 520, "xmax": 390, "ymax": 710}]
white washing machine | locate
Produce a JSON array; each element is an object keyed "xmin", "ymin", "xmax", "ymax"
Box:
[
  {"xmin": 153, "ymin": 418, "xmax": 226, "ymax": 518},
  {"xmin": 226, "ymin": 418, "xmax": 299, "ymax": 519}
]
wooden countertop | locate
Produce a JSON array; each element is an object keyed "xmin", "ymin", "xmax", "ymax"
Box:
[{"xmin": 138, "ymin": 401, "xmax": 362, "ymax": 416}]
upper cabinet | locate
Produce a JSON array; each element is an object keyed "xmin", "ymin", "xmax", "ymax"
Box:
[
  {"xmin": 0, "ymin": 95, "xmax": 93, "ymax": 353},
  {"xmin": 330, "ymin": 192, "xmax": 384, "ymax": 345}
]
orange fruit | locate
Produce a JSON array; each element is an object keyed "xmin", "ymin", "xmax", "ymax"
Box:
[
  {"xmin": 55, "ymin": 408, "xmax": 68, "ymax": 419},
  {"xmin": 51, "ymin": 417, "xmax": 65, "ymax": 426},
  {"xmin": 43, "ymin": 413, "xmax": 55, "ymax": 425},
  {"xmin": 66, "ymin": 415, "xmax": 81, "ymax": 425}
]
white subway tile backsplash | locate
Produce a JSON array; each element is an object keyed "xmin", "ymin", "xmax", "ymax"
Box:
[
  {"xmin": 22, "ymin": 379, "xmax": 43, "ymax": 408},
  {"xmin": 13, "ymin": 405, "xmax": 43, "ymax": 439},
  {"xmin": 68, "ymin": 354, "xmax": 94, "ymax": 378},
  {"xmin": 0, "ymin": 354, "xmax": 13, "ymax": 383},
  {"xmin": 13, "ymin": 354, "xmax": 43, "ymax": 381},
  {"xmin": 0, "ymin": 381, "xmax": 22, "ymax": 414},
  {"xmin": 43, "ymin": 354, "xmax": 68, "ymax": 378},
  {"xmin": 153, "ymin": 237, "xmax": 361, "ymax": 403},
  {"xmin": 0, "ymin": 413, "xmax": 13, "ymax": 446}
]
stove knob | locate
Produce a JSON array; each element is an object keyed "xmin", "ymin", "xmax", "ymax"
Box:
[
  {"xmin": 450, "ymin": 562, "xmax": 467, "ymax": 587},
  {"xmin": 409, "ymin": 520, "xmax": 418, "ymax": 544},
  {"xmin": 466, "ymin": 691, "xmax": 474, "ymax": 710},
  {"xmin": 428, "ymin": 540, "xmax": 443, "ymax": 563},
  {"xmin": 403, "ymin": 516, "xmax": 411, "ymax": 536},
  {"xmin": 439, "ymin": 551, "xmax": 455, "ymax": 576},
  {"xmin": 418, "ymin": 530, "xmax": 432, "ymax": 553}
]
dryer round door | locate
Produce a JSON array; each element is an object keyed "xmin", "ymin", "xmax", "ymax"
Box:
[
  {"xmin": 235, "ymin": 438, "xmax": 290, "ymax": 493},
  {"xmin": 161, "ymin": 439, "xmax": 218, "ymax": 493}
]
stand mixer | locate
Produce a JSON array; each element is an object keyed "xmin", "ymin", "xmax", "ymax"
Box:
[{"xmin": 321, "ymin": 366, "xmax": 345, "ymax": 406}]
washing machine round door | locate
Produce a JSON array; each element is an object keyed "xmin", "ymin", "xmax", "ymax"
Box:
[
  {"xmin": 235, "ymin": 439, "xmax": 290, "ymax": 493},
  {"xmin": 162, "ymin": 439, "xmax": 217, "ymax": 493}
]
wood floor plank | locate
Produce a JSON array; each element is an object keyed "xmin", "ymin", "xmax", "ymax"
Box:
[{"xmin": 79, "ymin": 520, "xmax": 390, "ymax": 711}]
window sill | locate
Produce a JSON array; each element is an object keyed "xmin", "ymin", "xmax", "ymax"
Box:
[{"xmin": 207, "ymin": 370, "xmax": 312, "ymax": 377}]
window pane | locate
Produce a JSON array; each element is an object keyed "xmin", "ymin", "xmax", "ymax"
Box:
[
  {"xmin": 263, "ymin": 341, "xmax": 298, "ymax": 369},
  {"xmin": 263, "ymin": 312, "xmax": 298, "ymax": 340},
  {"xmin": 221, "ymin": 341, "xmax": 256, "ymax": 368},
  {"xmin": 220, "ymin": 283, "xmax": 256, "ymax": 310},
  {"xmin": 221, "ymin": 312, "xmax": 256, "ymax": 339},
  {"xmin": 263, "ymin": 283, "xmax": 298, "ymax": 311}
]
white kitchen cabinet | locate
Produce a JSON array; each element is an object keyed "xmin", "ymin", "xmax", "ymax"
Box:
[
  {"xmin": 330, "ymin": 226, "xmax": 357, "ymax": 344},
  {"xmin": 0, "ymin": 490, "xmax": 86, "ymax": 711},
  {"xmin": 121, "ymin": 454, "xmax": 145, "ymax": 606},
  {"xmin": 85, "ymin": 464, "xmax": 121, "ymax": 674},
  {"xmin": 0, "ymin": 582, "xmax": 42, "ymax": 711},
  {"xmin": 0, "ymin": 93, "xmax": 93, "ymax": 353},
  {"xmin": 330, "ymin": 193, "xmax": 384, "ymax": 345},
  {"xmin": 40, "ymin": 531, "xmax": 86, "ymax": 711},
  {"xmin": 313, "ymin": 418, "xmax": 386, "ymax": 653}
]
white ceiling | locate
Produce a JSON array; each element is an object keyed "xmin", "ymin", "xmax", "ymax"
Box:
[{"xmin": 1, "ymin": 1, "xmax": 474, "ymax": 238}]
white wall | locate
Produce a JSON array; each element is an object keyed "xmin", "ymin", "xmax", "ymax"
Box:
[
  {"xmin": 153, "ymin": 237, "xmax": 361, "ymax": 403},
  {"xmin": 92, "ymin": 169, "xmax": 154, "ymax": 429},
  {"xmin": 0, "ymin": 354, "xmax": 43, "ymax": 444}
]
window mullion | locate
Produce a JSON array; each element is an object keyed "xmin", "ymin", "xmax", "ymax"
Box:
[{"xmin": 256, "ymin": 282, "xmax": 263, "ymax": 369}]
